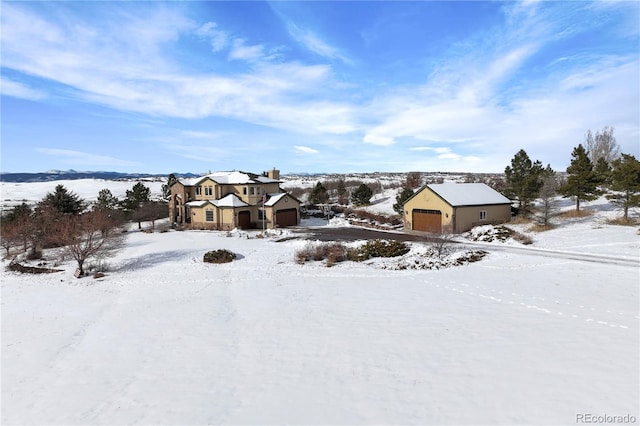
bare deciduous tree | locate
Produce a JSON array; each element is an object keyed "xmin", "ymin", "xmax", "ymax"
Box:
[
  {"xmin": 60, "ymin": 210, "xmax": 125, "ymax": 276},
  {"xmin": 535, "ymin": 174, "xmax": 559, "ymax": 229},
  {"xmin": 585, "ymin": 126, "xmax": 620, "ymax": 165}
]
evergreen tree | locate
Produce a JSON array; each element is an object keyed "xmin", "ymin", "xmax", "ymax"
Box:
[
  {"xmin": 42, "ymin": 184, "xmax": 85, "ymax": 215},
  {"xmin": 308, "ymin": 182, "xmax": 328, "ymax": 205},
  {"xmin": 94, "ymin": 189, "xmax": 120, "ymax": 211},
  {"xmin": 162, "ymin": 173, "xmax": 178, "ymax": 200},
  {"xmin": 504, "ymin": 149, "xmax": 543, "ymax": 215},
  {"xmin": 606, "ymin": 154, "xmax": 640, "ymax": 221},
  {"xmin": 121, "ymin": 182, "xmax": 151, "ymax": 214},
  {"xmin": 351, "ymin": 183, "xmax": 373, "ymax": 206},
  {"xmin": 594, "ymin": 157, "xmax": 612, "ymax": 188},
  {"xmin": 560, "ymin": 144, "xmax": 601, "ymax": 211},
  {"xmin": 393, "ymin": 187, "xmax": 414, "ymax": 215}
]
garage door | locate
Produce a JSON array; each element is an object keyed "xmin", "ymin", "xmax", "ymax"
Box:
[
  {"xmin": 412, "ymin": 209, "xmax": 442, "ymax": 232},
  {"xmin": 276, "ymin": 208, "xmax": 298, "ymax": 227},
  {"xmin": 238, "ymin": 211, "xmax": 251, "ymax": 229}
]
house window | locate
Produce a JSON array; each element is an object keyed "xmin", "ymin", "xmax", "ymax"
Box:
[
  {"xmin": 258, "ymin": 209, "xmax": 266, "ymax": 220},
  {"xmin": 205, "ymin": 186, "xmax": 213, "ymax": 196},
  {"xmin": 243, "ymin": 187, "xmax": 247, "ymax": 195},
  {"xmin": 195, "ymin": 186, "xmax": 202, "ymax": 196},
  {"xmin": 206, "ymin": 210, "xmax": 214, "ymax": 222},
  {"xmin": 249, "ymin": 187, "xmax": 255, "ymax": 196},
  {"xmin": 480, "ymin": 210, "xmax": 487, "ymax": 220}
]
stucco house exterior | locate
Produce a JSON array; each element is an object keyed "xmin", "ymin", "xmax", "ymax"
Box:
[
  {"xmin": 169, "ymin": 168, "xmax": 301, "ymax": 230},
  {"xmin": 403, "ymin": 183, "xmax": 512, "ymax": 233}
]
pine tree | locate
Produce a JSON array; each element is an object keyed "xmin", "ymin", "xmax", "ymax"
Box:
[
  {"xmin": 121, "ymin": 182, "xmax": 151, "ymax": 214},
  {"xmin": 162, "ymin": 173, "xmax": 178, "ymax": 200},
  {"xmin": 560, "ymin": 144, "xmax": 601, "ymax": 211},
  {"xmin": 308, "ymin": 182, "xmax": 328, "ymax": 205},
  {"xmin": 393, "ymin": 187, "xmax": 414, "ymax": 215},
  {"xmin": 606, "ymin": 154, "xmax": 640, "ymax": 221},
  {"xmin": 504, "ymin": 149, "xmax": 543, "ymax": 215},
  {"xmin": 594, "ymin": 157, "xmax": 612, "ymax": 188},
  {"xmin": 43, "ymin": 184, "xmax": 85, "ymax": 215},
  {"xmin": 94, "ymin": 189, "xmax": 120, "ymax": 211},
  {"xmin": 351, "ymin": 183, "xmax": 373, "ymax": 206}
]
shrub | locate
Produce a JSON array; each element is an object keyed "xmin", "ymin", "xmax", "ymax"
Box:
[
  {"xmin": 203, "ymin": 249, "xmax": 236, "ymax": 264},
  {"xmin": 295, "ymin": 242, "xmax": 347, "ymax": 266},
  {"xmin": 347, "ymin": 239, "xmax": 410, "ymax": 262}
]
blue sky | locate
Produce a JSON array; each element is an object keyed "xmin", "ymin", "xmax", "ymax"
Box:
[{"xmin": 1, "ymin": 1, "xmax": 638, "ymax": 174}]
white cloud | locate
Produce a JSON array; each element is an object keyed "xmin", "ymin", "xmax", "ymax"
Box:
[
  {"xmin": 196, "ymin": 22, "xmax": 228, "ymax": 52},
  {"xmin": 1, "ymin": 3, "xmax": 357, "ymax": 137},
  {"xmin": 286, "ymin": 22, "xmax": 352, "ymax": 65},
  {"xmin": 294, "ymin": 145, "xmax": 319, "ymax": 154},
  {"xmin": 35, "ymin": 148, "xmax": 139, "ymax": 167},
  {"xmin": 1, "ymin": 77, "xmax": 46, "ymax": 100},
  {"xmin": 228, "ymin": 39, "xmax": 264, "ymax": 62}
]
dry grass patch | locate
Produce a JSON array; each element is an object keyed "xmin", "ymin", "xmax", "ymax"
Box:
[
  {"xmin": 510, "ymin": 215, "xmax": 534, "ymax": 224},
  {"xmin": 606, "ymin": 217, "xmax": 639, "ymax": 226},
  {"xmin": 558, "ymin": 209, "xmax": 594, "ymax": 219},
  {"xmin": 529, "ymin": 223, "xmax": 555, "ymax": 232}
]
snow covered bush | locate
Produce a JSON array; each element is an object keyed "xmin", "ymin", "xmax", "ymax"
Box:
[
  {"xmin": 466, "ymin": 225, "xmax": 532, "ymax": 245},
  {"xmin": 347, "ymin": 239, "xmax": 410, "ymax": 262},
  {"xmin": 203, "ymin": 249, "xmax": 236, "ymax": 264}
]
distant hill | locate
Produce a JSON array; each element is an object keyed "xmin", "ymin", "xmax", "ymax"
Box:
[{"xmin": 0, "ymin": 170, "xmax": 199, "ymax": 183}]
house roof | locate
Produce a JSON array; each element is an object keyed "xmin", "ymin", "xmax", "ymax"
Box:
[
  {"xmin": 264, "ymin": 193, "xmax": 287, "ymax": 206},
  {"xmin": 185, "ymin": 200, "xmax": 211, "ymax": 207},
  {"xmin": 423, "ymin": 183, "xmax": 511, "ymax": 207},
  {"xmin": 178, "ymin": 170, "xmax": 280, "ymax": 187},
  {"xmin": 212, "ymin": 194, "xmax": 248, "ymax": 208}
]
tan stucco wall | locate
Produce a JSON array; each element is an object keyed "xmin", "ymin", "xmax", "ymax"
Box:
[
  {"xmin": 453, "ymin": 204, "xmax": 511, "ymax": 232},
  {"xmin": 403, "ymin": 188, "xmax": 454, "ymax": 231}
]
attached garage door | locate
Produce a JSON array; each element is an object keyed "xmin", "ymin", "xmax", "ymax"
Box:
[
  {"xmin": 412, "ymin": 209, "xmax": 442, "ymax": 232},
  {"xmin": 238, "ymin": 211, "xmax": 251, "ymax": 229},
  {"xmin": 276, "ymin": 208, "xmax": 298, "ymax": 227}
]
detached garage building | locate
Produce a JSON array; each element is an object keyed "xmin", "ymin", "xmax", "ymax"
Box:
[{"xmin": 403, "ymin": 183, "xmax": 512, "ymax": 233}]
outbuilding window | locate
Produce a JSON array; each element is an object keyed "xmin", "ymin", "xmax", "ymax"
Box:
[{"xmin": 480, "ymin": 210, "xmax": 487, "ymax": 220}]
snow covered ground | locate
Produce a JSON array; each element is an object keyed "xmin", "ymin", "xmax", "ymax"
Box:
[{"xmin": 1, "ymin": 181, "xmax": 639, "ymax": 425}]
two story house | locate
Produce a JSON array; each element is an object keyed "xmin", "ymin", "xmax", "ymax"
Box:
[{"xmin": 169, "ymin": 168, "xmax": 300, "ymax": 230}]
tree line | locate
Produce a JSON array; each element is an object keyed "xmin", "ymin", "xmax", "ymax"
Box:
[{"xmin": 1, "ymin": 180, "xmax": 169, "ymax": 276}]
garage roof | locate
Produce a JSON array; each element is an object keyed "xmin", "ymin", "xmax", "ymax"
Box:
[{"xmin": 427, "ymin": 183, "xmax": 511, "ymax": 206}]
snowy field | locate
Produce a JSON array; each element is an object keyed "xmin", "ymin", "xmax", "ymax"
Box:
[{"xmin": 1, "ymin": 180, "xmax": 639, "ymax": 425}]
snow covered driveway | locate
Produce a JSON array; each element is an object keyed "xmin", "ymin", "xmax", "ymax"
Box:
[{"xmin": 2, "ymin": 227, "xmax": 638, "ymax": 424}]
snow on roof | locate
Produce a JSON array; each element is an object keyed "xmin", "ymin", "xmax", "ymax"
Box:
[
  {"xmin": 178, "ymin": 171, "xmax": 280, "ymax": 186},
  {"xmin": 212, "ymin": 194, "xmax": 248, "ymax": 208},
  {"xmin": 264, "ymin": 193, "xmax": 287, "ymax": 206},
  {"xmin": 185, "ymin": 200, "xmax": 211, "ymax": 207},
  {"xmin": 427, "ymin": 183, "xmax": 511, "ymax": 206}
]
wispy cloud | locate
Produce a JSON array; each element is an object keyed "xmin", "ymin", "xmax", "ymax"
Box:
[
  {"xmin": 1, "ymin": 77, "xmax": 46, "ymax": 101},
  {"xmin": 294, "ymin": 145, "xmax": 319, "ymax": 154},
  {"xmin": 1, "ymin": 3, "xmax": 357, "ymax": 137},
  {"xmin": 286, "ymin": 22, "xmax": 353, "ymax": 65},
  {"xmin": 35, "ymin": 148, "xmax": 140, "ymax": 167}
]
